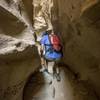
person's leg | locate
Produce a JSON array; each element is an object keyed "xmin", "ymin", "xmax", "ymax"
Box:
[
  {"xmin": 41, "ymin": 57, "xmax": 45, "ymax": 67},
  {"xmin": 37, "ymin": 44, "xmax": 47, "ymax": 72},
  {"xmin": 39, "ymin": 57, "xmax": 48, "ymax": 72},
  {"xmin": 55, "ymin": 59, "xmax": 60, "ymax": 74},
  {"xmin": 56, "ymin": 66, "xmax": 60, "ymax": 74},
  {"xmin": 55, "ymin": 59, "xmax": 61, "ymax": 82},
  {"xmin": 47, "ymin": 61, "xmax": 55, "ymax": 74},
  {"xmin": 44, "ymin": 59, "xmax": 48, "ymax": 69}
]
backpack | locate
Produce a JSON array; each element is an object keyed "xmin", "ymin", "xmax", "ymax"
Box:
[{"xmin": 49, "ymin": 34, "xmax": 62, "ymax": 52}]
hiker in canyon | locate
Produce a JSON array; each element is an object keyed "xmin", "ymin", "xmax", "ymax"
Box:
[{"xmin": 39, "ymin": 29, "xmax": 63, "ymax": 81}]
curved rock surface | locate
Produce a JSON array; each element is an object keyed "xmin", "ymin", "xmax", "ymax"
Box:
[{"xmin": 0, "ymin": 1, "xmax": 40, "ymax": 100}]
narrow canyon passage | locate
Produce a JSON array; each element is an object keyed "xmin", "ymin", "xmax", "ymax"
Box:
[
  {"xmin": 23, "ymin": 67, "xmax": 98, "ymax": 100},
  {"xmin": 0, "ymin": 0, "xmax": 100, "ymax": 100}
]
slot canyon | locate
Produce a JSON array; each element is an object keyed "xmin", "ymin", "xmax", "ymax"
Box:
[{"xmin": 0, "ymin": 0, "xmax": 100, "ymax": 100}]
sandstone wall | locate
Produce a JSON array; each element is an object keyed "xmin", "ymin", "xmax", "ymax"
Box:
[
  {"xmin": 52, "ymin": 0, "xmax": 100, "ymax": 98},
  {"xmin": 0, "ymin": 0, "xmax": 40, "ymax": 100},
  {"xmin": 33, "ymin": 0, "xmax": 100, "ymax": 98}
]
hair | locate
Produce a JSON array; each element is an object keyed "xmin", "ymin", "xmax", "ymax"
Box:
[{"xmin": 46, "ymin": 29, "xmax": 53, "ymax": 34}]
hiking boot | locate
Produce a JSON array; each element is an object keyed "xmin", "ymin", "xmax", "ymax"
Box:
[
  {"xmin": 43, "ymin": 71, "xmax": 52, "ymax": 85},
  {"xmin": 55, "ymin": 73, "xmax": 61, "ymax": 82},
  {"xmin": 48, "ymin": 80, "xmax": 52, "ymax": 85}
]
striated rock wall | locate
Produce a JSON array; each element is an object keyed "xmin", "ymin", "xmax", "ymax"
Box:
[
  {"xmin": 0, "ymin": 0, "xmax": 40, "ymax": 100},
  {"xmin": 52, "ymin": 0, "xmax": 100, "ymax": 98},
  {"xmin": 33, "ymin": 0, "xmax": 53, "ymax": 31}
]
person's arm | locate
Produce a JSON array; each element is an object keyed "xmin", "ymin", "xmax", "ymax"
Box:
[
  {"xmin": 40, "ymin": 44, "xmax": 44, "ymax": 57},
  {"xmin": 40, "ymin": 35, "xmax": 45, "ymax": 57}
]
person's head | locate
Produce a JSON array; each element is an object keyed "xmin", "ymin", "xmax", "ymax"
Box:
[
  {"xmin": 46, "ymin": 27, "xmax": 53, "ymax": 34},
  {"xmin": 51, "ymin": 30, "xmax": 54, "ymax": 35},
  {"xmin": 46, "ymin": 29, "xmax": 51, "ymax": 34}
]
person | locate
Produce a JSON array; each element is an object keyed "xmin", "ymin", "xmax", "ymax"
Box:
[
  {"xmin": 40, "ymin": 29, "xmax": 63, "ymax": 81},
  {"xmin": 39, "ymin": 31, "xmax": 48, "ymax": 72},
  {"xmin": 33, "ymin": 31, "xmax": 47, "ymax": 72}
]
